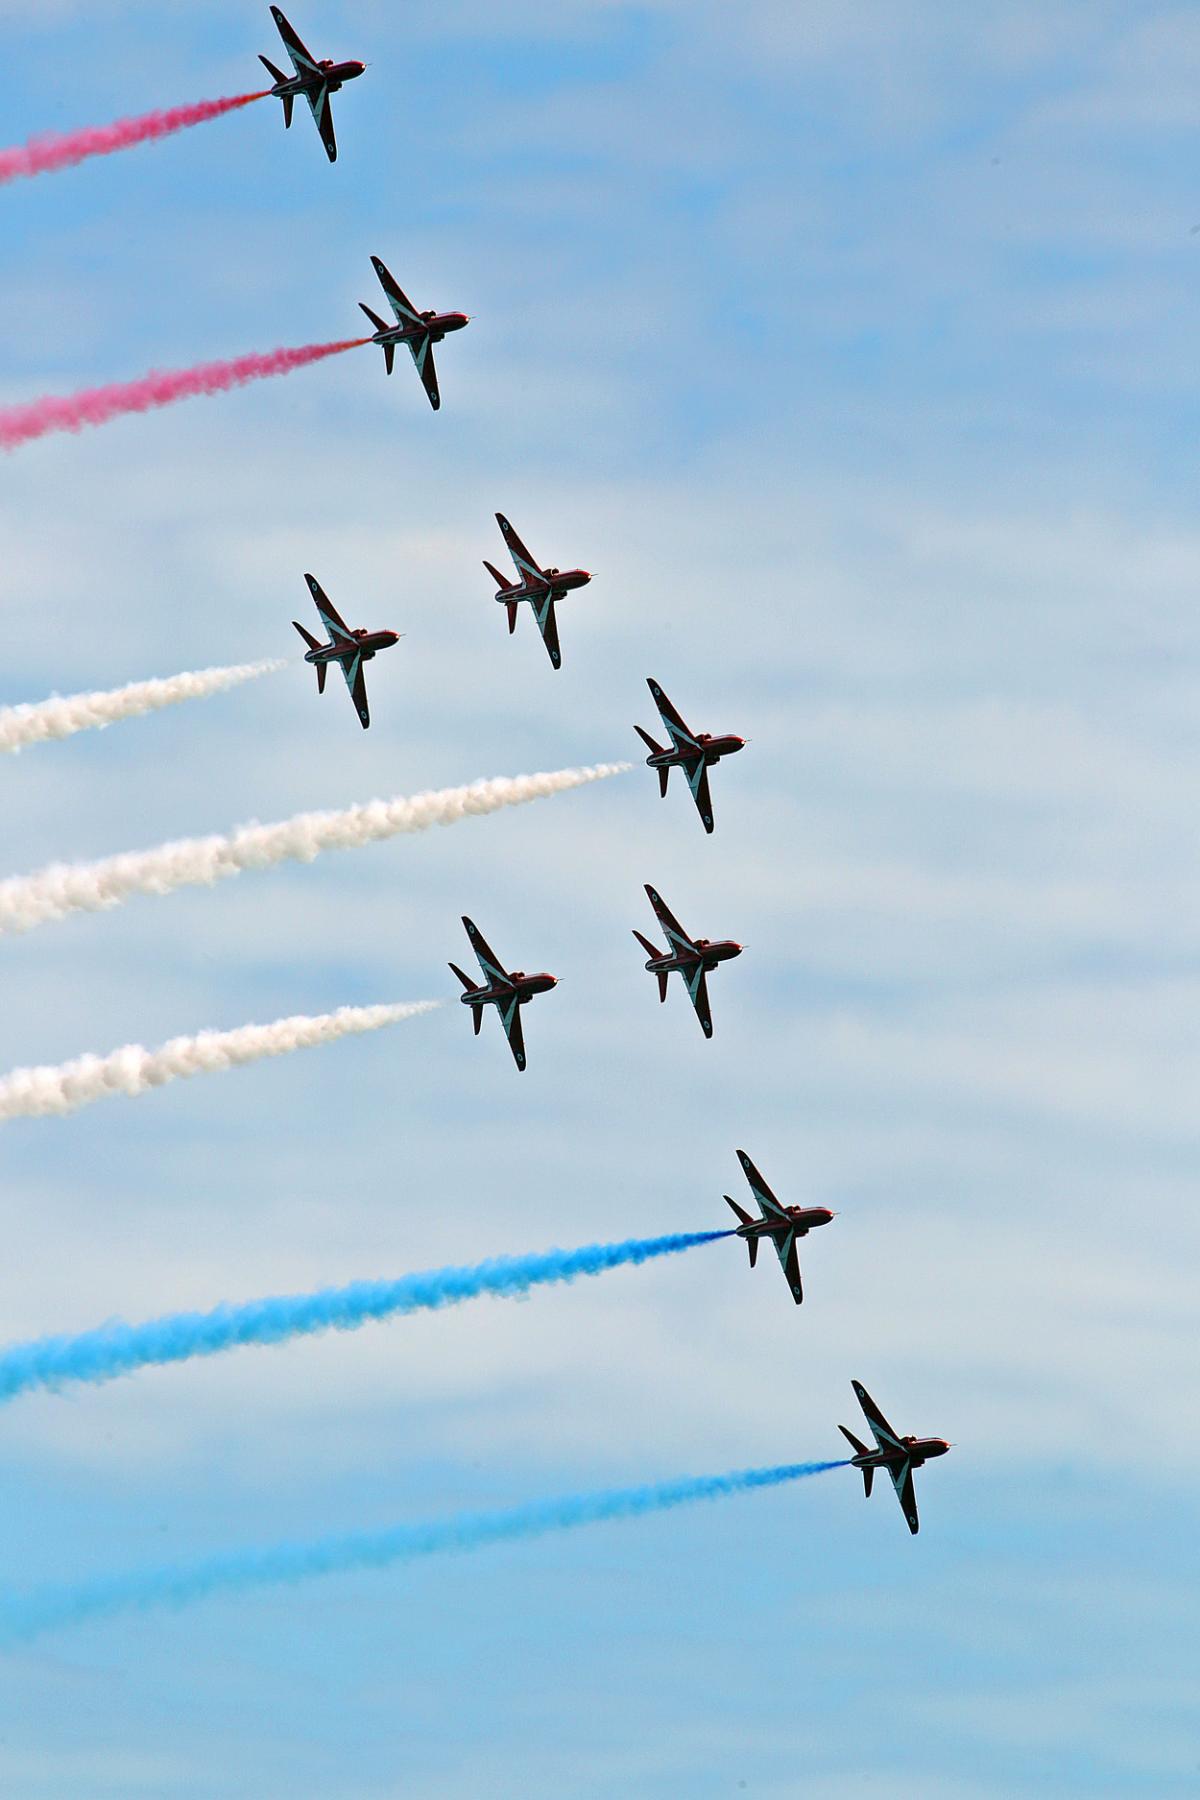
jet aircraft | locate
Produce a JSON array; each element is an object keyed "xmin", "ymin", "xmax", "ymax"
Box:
[
  {"xmin": 449, "ymin": 917, "xmax": 558, "ymax": 1071},
  {"xmin": 636, "ymin": 678, "xmax": 745, "ymax": 833},
  {"xmin": 359, "ymin": 256, "xmax": 470, "ymax": 411},
  {"xmin": 723, "ymin": 1149, "xmax": 834, "ymax": 1305},
  {"xmin": 292, "ymin": 573, "xmax": 399, "ymax": 730},
  {"xmin": 259, "ymin": 6, "xmax": 364, "ymax": 163},
  {"xmin": 484, "ymin": 514, "xmax": 593, "ymax": 669},
  {"xmin": 839, "ymin": 1379, "xmax": 950, "ymax": 1536},
  {"xmin": 633, "ymin": 884, "xmax": 743, "ymax": 1038}
]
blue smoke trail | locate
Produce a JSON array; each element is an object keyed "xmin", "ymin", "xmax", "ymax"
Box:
[
  {"xmin": 0, "ymin": 1230, "xmax": 731, "ymax": 1406},
  {"xmin": 0, "ymin": 1459, "xmax": 847, "ymax": 1642}
]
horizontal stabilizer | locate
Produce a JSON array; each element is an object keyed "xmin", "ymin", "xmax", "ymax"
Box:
[
  {"xmin": 632, "ymin": 928, "xmax": 661, "ymax": 962},
  {"xmin": 506, "ymin": 600, "xmax": 518, "ymax": 634},
  {"xmin": 839, "ymin": 1423, "xmax": 872, "ymax": 1499},
  {"xmin": 259, "ymin": 54, "xmax": 287, "ymax": 84},
  {"xmin": 656, "ymin": 971, "xmax": 668, "ymax": 1003},
  {"xmin": 634, "ymin": 724, "xmax": 666, "ymax": 757},
  {"xmin": 484, "ymin": 559, "xmax": 516, "ymax": 593},
  {"xmin": 358, "ymin": 306, "xmax": 394, "ymax": 374},
  {"xmin": 724, "ymin": 1193, "xmax": 752, "ymax": 1228},
  {"xmin": 292, "ymin": 619, "xmax": 320, "ymax": 652},
  {"xmin": 448, "ymin": 961, "xmax": 479, "ymax": 994}
]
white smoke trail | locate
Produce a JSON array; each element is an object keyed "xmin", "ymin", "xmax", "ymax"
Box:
[
  {"xmin": 0, "ymin": 659, "xmax": 286, "ymax": 754},
  {"xmin": 0, "ymin": 762, "xmax": 630, "ymax": 936},
  {"xmin": 0, "ymin": 1001, "xmax": 439, "ymax": 1121}
]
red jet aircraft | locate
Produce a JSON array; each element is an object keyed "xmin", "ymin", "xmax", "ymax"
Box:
[
  {"xmin": 839, "ymin": 1380, "xmax": 950, "ymax": 1536},
  {"xmin": 292, "ymin": 573, "xmax": 399, "ymax": 730},
  {"xmin": 449, "ymin": 917, "xmax": 558, "ymax": 1072},
  {"xmin": 259, "ymin": 6, "xmax": 364, "ymax": 163},
  {"xmin": 484, "ymin": 513, "xmax": 593, "ymax": 669},
  {"xmin": 633, "ymin": 884, "xmax": 743, "ymax": 1039},
  {"xmin": 636, "ymin": 678, "xmax": 745, "ymax": 834},
  {"xmin": 359, "ymin": 256, "xmax": 470, "ymax": 411},
  {"xmin": 724, "ymin": 1149, "xmax": 834, "ymax": 1305}
]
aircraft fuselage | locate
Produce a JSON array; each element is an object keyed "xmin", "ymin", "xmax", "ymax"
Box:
[
  {"xmin": 851, "ymin": 1435, "xmax": 950, "ymax": 1474},
  {"xmin": 497, "ymin": 566, "xmax": 592, "ymax": 605},
  {"xmin": 371, "ymin": 311, "xmax": 470, "ymax": 352},
  {"xmin": 461, "ymin": 971, "xmax": 558, "ymax": 1011},
  {"xmin": 644, "ymin": 731, "xmax": 745, "ymax": 772},
  {"xmin": 271, "ymin": 58, "xmax": 364, "ymax": 99},
  {"xmin": 643, "ymin": 937, "xmax": 743, "ymax": 977},
  {"xmin": 302, "ymin": 627, "xmax": 398, "ymax": 666},
  {"xmin": 735, "ymin": 1205, "xmax": 834, "ymax": 1244}
]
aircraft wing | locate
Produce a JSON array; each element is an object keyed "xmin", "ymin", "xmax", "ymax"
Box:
[
  {"xmin": 772, "ymin": 1227, "xmax": 803, "ymax": 1305},
  {"xmin": 647, "ymin": 679, "xmax": 702, "ymax": 754},
  {"xmin": 496, "ymin": 514, "xmax": 544, "ymax": 587},
  {"xmin": 271, "ymin": 6, "xmax": 322, "ymax": 77},
  {"xmin": 684, "ymin": 964, "xmax": 713, "ymax": 1038},
  {"xmin": 304, "ymin": 574, "xmax": 353, "ymax": 645},
  {"xmin": 497, "ymin": 994, "xmax": 527, "ymax": 1072},
  {"xmin": 532, "ymin": 592, "xmax": 562, "ymax": 669},
  {"xmin": 304, "ymin": 81, "xmax": 337, "ymax": 162},
  {"xmin": 409, "ymin": 336, "xmax": 440, "ymax": 410},
  {"xmin": 684, "ymin": 758, "xmax": 715, "ymax": 833},
  {"xmin": 736, "ymin": 1150, "xmax": 789, "ymax": 1223},
  {"xmin": 644, "ymin": 885, "xmax": 698, "ymax": 959},
  {"xmin": 371, "ymin": 256, "xmax": 423, "ymax": 328},
  {"xmin": 462, "ymin": 916, "xmax": 510, "ymax": 989},
  {"xmin": 889, "ymin": 1460, "xmax": 920, "ymax": 1534},
  {"xmin": 852, "ymin": 1380, "xmax": 907, "ymax": 1456},
  {"xmin": 337, "ymin": 651, "xmax": 369, "ymax": 729}
]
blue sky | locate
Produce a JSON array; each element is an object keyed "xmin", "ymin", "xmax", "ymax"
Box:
[{"xmin": 0, "ymin": 3, "xmax": 1198, "ymax": 1795}]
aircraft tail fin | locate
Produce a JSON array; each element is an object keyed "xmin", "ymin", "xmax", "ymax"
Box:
[
  {"xmin": 634, "ymin": 726, "xmax": 670, "ymax": 796},
  {"xmin": 632, "ymin": 928, "xmax": 660, "ymax": 958},
  {"xmin": 259, "ymin": 61, "xmax": 294, "ymax": 128},
  {"xmin": 839, "ymin": 1426, "xmax": 873, "ymax": 1494},
  {"xmin": 656, "ymin": 971, "xmax": 669, "ymax": 1003},
  {"xmin": 724, "ymin": 1196, "xmax": 757, "ymax": 1264},
  {"xmin": 506, "ymin": 600, "xmax": 518, "ymax": 634},
  {"xmin": 449, "ymin": 964, "xmax": 485, "ymax": 1034},
  {"xmin": 484, "ymin": 559, "xmax": 516, "ymax": 593},
  {"xmin": 359, "ymin": 306, "xmax": 395, "ymax": 374},
  {"xmin": 292, "ymin": 620, "xmax": 327, "ymax": 693}
]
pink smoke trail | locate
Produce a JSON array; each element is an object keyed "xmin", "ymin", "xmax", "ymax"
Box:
[
  {"xmin": 0, "ymin": 339, "xmax": 371, "ymax": 452},
  {"xmin": 0, "ymin": 92, "xmax": 270, "ymax": 186}
]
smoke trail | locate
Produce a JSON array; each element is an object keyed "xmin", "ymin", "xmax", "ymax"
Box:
[
  {"xmin": 0, "ymin": 338, "xmax": 369, "ymax": 453},
  {"xmin": 1, "ymin": 1461, "xmax": 847, "ymax": 1642},
  {"xmin": 0, "ymin": 1229, "xmax": 729, "ymax": 1405},
  {"xmin": 0, "ymin": 1000, "xmax": 438, "ymax": 1124},
  {"xmin": 0, "ymin": 92, "xmax": 269, "ymax": 186},
  {"xmin": 0, "ymin": 658, "xmax": 285, "ymax": 755},
  {"xmin": 0, "ymin": 761, "xmax": 630, "ymax": 936}
]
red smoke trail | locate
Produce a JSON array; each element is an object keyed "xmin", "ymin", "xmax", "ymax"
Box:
[
  {"xmin": 0, "ymin": 93, "xmax": 270, "ymax": 185},
  {"xmin": 0, "ymin": 339, "xmax": 371, "ymax": 452}
]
